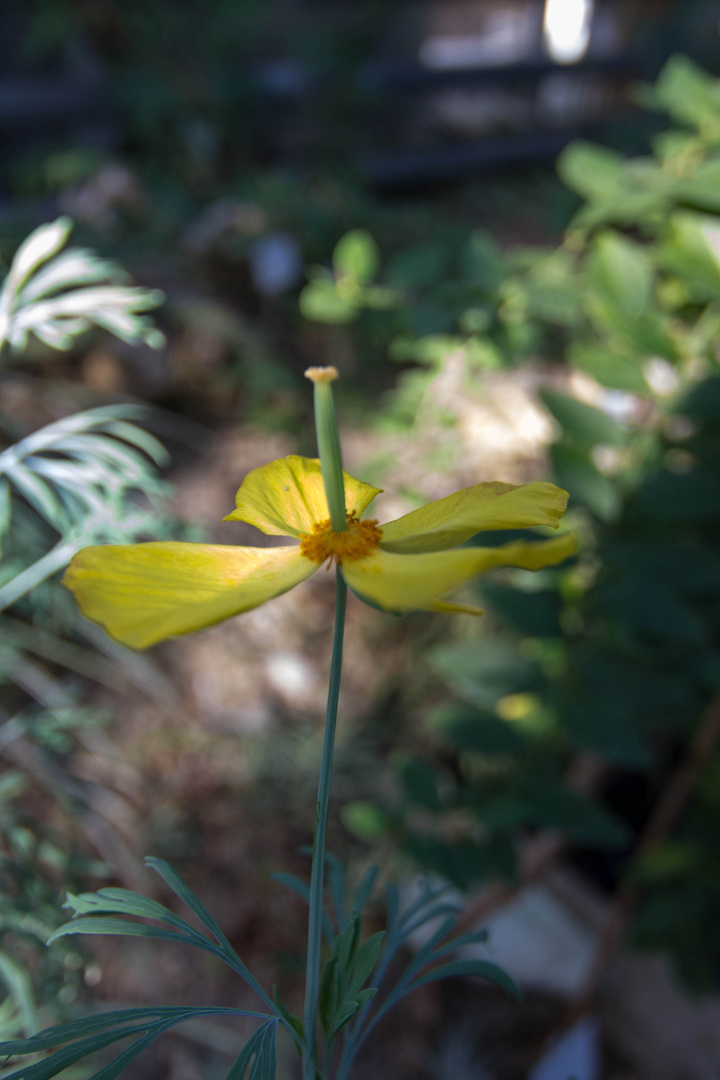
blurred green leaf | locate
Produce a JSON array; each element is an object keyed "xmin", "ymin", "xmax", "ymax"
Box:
[
  {"xmin": 460, "ymin": 232, "xmax": 503, "ymax": 289},
  {"xmin": 660, "ymin": 212, "xmax": 720, "ymax": 298},
  {"xmin": 396, "ymin": 757, "xmax": 441, "ymax": 811},
  {"xmin": 428, "ymin": 704, "xmax": 526, "ymax": 756},
  {"xmin": 340, "ymin": 801, "xmax": 389, "ymax": 841},
  {"xmin": 588, "ymin": 232, "xmax": 653, "ymax": 318},
  {"xmin": 673, "ymin": 160, "xmax": 720, "ymax": 213},
  {"xmin": 402, "ymin": 834, "xmax": 516, "ymax": 891},
  {"xmin": 654, "ymin": 55, "xmax": 720, "ymax": 139},
  {"xmin": 634, "ymin": 842, "xmax": 701, "ymax": 882},
  {"xmin": 481, "ymin": 583, "xmax": 562, "ymax": 637},
  {"xmin": 523, "ymin": 783, "xmax": 631, "ymax": 848},
  {"xmin": 677, "ymin": 376, "xmax": 720, "ymax": 422},
  {"xmin": 598, "ymin": 577, "xmax": 703, "ymax": 645},
  {"xmin": 565, "ymin": 703, "xmax": 650, "ymax": 767},
  {"xmin": 299, "ymin": 279, "xmax": 358, "ymax": 323},
  {"xmin": 525, "ymin": 250, "xmax": 583, "ymax": 326},
  {"xmin": 557, "ymin": 142, "xmax": 624, "ymax": 203},
  {"xmin": 551, "ymin": 444, "xmax": 621, "ymax": 521},
  {"xmin": 429, "ymin": 640, "xmax": 539, "ymax": 711},
  {"xmin": 412, "ymin": 959, "xmax": 520, "ymax": 998},
  {"xmin": 333, "ymin": 230, "xmax": 380, "ymax": 285},
  {"xmin": 387, "ymin": 244, "xmax": 448, "ymax": 289},
  {"xmin": 568, "ymin": 341, "xmax": 649, "ymax": 393},
  {"xmin": 542, "ymin": 390, "xmax": 625, "ymax": 448},
  {"xmin": 636, "ymin": 470, "xmax": 720, "ymax": 521}
]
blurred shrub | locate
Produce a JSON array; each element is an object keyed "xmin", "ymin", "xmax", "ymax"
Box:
[
  {"xmin": 325, "ymin": 56, "xmax": 720, "ymax": 991},
  {"xmin": 0, "ymin": 219, "xmax": 173, "ymax": 1035}
]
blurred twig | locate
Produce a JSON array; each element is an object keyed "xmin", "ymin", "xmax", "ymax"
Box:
[{"xmin": 566, "ymin": 693, "xmax": 720, "ymax": 1023}]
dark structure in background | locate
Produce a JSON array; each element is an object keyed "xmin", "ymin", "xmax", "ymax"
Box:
[{"xmin": 0, "ymin": 0, "xmax": 717, "ymax": 200}]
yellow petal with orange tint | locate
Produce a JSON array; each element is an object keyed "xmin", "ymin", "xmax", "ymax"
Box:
[
  {"xmin": 342, "ymin": 533, "xmax": 576, "ymax": 614},
  {"xmin": 224, "ymin": 455, "xmax": 382, "ymax": 537},
  {"xmin": 63, "ymin": 542, "xmax": 317, "ymax": 649},
  {"xmin": 379, "ymin": 481, "xmax": 570, "ymax": 553}
]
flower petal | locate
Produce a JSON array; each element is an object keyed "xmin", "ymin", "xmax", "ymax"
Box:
[
  {"xmin": 379, "ymin": 481, "xmax": 570, "ymax": 553},
  {"xmin": 342, "ymin": 533, "xmax": 577, "ymax": 613},
  {"xmin": 224, "ymin": 455, "xmax": 382, "ymax": 537},
  {"xmin": 63, "ymin": 542, "xmax": 317, "ymax": 649}
]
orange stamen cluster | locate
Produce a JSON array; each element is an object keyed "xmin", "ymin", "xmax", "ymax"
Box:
[{"xmin": 299, "ymin": 512, "xmax": 383, "ymax": 566}]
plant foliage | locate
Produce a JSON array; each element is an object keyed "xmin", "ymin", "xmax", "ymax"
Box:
[{"xmin": 333, "ymin": 56, "xmax": 720, "ymax": 992}]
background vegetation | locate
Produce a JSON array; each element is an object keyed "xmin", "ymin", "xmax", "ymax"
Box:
[{"xmin": 2, "ymin": 1, "xmax": 720, "ymax": 1076}]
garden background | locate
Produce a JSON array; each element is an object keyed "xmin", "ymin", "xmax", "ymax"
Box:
[{"xmin": 2, "ymin": 1, "xmax": 720, "ymax": 1077}]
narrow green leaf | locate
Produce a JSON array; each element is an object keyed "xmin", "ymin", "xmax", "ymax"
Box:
[
  {"xmin": 402, "ymin": 902, "xmax": 461, "ymax": 940},
  {"xmin": 5, "ymin": 466, "xmax": 64, "ymax": 529},
  {"xmin": 385, "ymin": 884, "xmax": 400, "ymax": 932},
  {"xmin": 0, "ymin": 950, "xmax": 36, "ymax": 1037},
  {"xmin": 425, "ymin": 929, "xmax": 489, "ymax": 963},
  {"xmin": 351, "ymin": 866, "xmax": 379, "ymax": 916},
  {"xmin": 63, "ymin": 887, "xmax": 205, "ymax": 937},
  {"xmin": 335, "ymin": 917, "xmax": 361, "ymax": 975},
  {"xmin": 410, "ymin": 959, "xmax": 520, "ymax": 998},
  {"xmin": 318, "ymin": 957, "xmax": 337, "ymax": 1034},
  {"xmin": 86, "ymin": 1026, "xmax": 167, "ymax": 1080},
  {"xmin": 225, "ymin": 1020, "xmax": 277, "ymax": 1080},
  {"xmin": 270, "ymin": 873, "xmax": 333, "ymax": 943},
  {"xmin": 0, "ymin": 1007, "xmax": 269, "ymax": 1057},
  {"xmin": 271, "ymin": 988, "xmax": 304, "ymax": 1040},
  {"xmin": 1, "ymin": 1021, "xmax": 162, "ymax": 1080},
  {"xmin": 254, "ymin": 1020, "xmax": 278, "ymax": 1080},
  {"xmin": 347, "ymin": 933, "xmax": 385, "ymax": 999},
  {"xmin": 408, "ymin": 916, "xmax": 456, "ymax": 969},
  {"xmin": 47, "ymin": 916, "xmax": 209, "ymax": 950},
  {"xmin": 104, "ymin": 421, "xmax": 169, "ymax": 466},
  {"xmin": 0, "ymin": 478, "xmax": 12, "ymax": 551},
  {"xmin": 145, "ymin": 858, "xmax": 232, "ymax": 950},
  {"xmin": 270, "ymin": 872, "xmax": 310, "ymax": 905},
  {"xmin": 325, "ymin": 852, "xmax": 347, "ymax": 933},
  {"xmin": 327, "ymin": 1000, "xmax": 360, "ymax": 1040}
]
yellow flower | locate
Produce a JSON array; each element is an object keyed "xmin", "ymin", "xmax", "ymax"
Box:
[{"xmin": 63, "ymin": 455, "xmax": 576, "ymax": 649}]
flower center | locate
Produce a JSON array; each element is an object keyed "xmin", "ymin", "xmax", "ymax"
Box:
[{"xmin": 299, "ymin": 512, "xmax": 383, "ymax": 565}]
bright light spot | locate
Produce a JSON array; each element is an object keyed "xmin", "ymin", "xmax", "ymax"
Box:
[
  {"xmin": 644, "ymin": 357, "xmax": 680, "ymax": 397},
  {"xmin": 543, "ymin": 0, "xmax": 594, "ymax": 64},
  {"xmin": 591, "ymin": 445, "xmax": 623, "ymax": 476},
  {"xmin": 496, "ymin": 693, "xmax": 537, "ymax": 721}
]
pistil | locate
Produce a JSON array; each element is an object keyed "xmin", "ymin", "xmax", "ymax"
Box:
[{"xmin": 305, "ymin": 366, "xmax": 347, "ymax": 533}]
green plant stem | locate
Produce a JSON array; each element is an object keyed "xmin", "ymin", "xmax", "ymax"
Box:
[
  {"xmin": 303, "ymin": 570, "xmax": 347, "ymax": 1080},
  {"xmin": 0, "ymin": 538, "xmax": 81, "ymax": 612},
  {"xmin": 312, "ymin": 380, "xmax": 346, "ymax": 532}
]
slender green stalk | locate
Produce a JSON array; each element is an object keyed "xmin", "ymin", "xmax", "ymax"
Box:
[
  {"xmin": 303, "ymin": 570, "xmax": 347, "ymax": 1080},
  {"xmin": 0, "ymin": 538, "xmax": 81, "ymax": 612},
  {"xmin": 307, "ymin": 368, "xmax": 346, "ymax": 532}
]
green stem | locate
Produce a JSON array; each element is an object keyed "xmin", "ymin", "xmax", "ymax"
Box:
[
  {"xmin": 302, "ymin": 570, "xmax": 347, "ymax": 1080},
  {"xmin": 312, "ymin": 380, "xmax": 346, "ymax": 532},
  {"xmin": 0, "ymin": 538, "xmax": 81, "ymax": 612}
]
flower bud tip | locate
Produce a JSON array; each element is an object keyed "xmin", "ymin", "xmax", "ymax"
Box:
[{"xmin": 305, "ymin": 366, "xmax": 339, "ymax": 384}]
